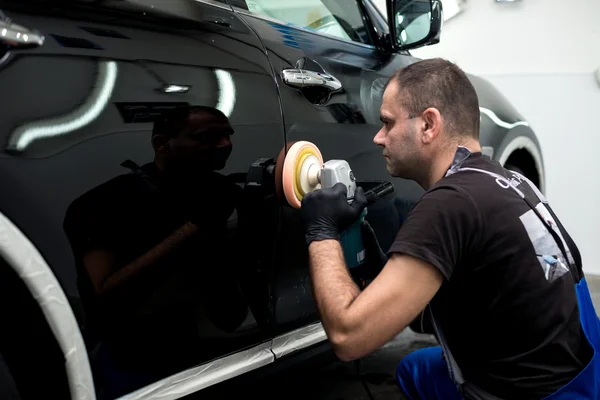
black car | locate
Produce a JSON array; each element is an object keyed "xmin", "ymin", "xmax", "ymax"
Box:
[{"xmin": 0, "ymin": 0, "xmax": 544, "ymax": 399}]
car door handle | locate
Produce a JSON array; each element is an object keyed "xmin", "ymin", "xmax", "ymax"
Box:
[
  {"xmin": 0, "ymin": 15, "xmax": 45, "ymax": 49},
  {"xmin": 282, "ymin": 69, "xmax": 342, "ymax": 92}
]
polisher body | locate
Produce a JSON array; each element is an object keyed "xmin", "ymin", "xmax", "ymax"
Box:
[
  {"xmin": 276, "ymin": 141, "xmax": 367, "ymax": 269},
  {"xmin": 321, "ymin": 159, "xmax": 366, "ymax": 269}
]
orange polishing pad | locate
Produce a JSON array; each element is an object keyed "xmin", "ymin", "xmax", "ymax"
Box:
[{"xmin": 277, "ymin": 141, "xmax": 324, "ymax": 209}]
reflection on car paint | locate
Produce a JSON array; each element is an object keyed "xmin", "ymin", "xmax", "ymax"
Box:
[
  {"xmin": 63, "ymin": 105, "xmax": 260, "ymax": 398},
  {"xmin": 6, "ymin": 61, "xmax": 118, "ymax": 153},
  {"xmin": 479, "ymin": 106, "xmax": 530, "ymax": 130},
  {"xmin": 0, "ymin": 1, "xmax": 285, "ymax": 398}
]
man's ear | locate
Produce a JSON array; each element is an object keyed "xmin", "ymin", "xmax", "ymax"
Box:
[
  {"xmin": 152, "ymin": 134, "xmax": 171, "ymax": 154},
  {"xmin": 420, "ymin": 108, "xmax": 442, "ymax": 144}
]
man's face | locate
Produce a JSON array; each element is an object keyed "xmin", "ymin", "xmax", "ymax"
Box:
[
  {"xmin": 168, "ymin": 111, "xmax": 233, "ymax": 173},
  {"xmin": 373, "ymin": 82, "xmax": 423, "ymax": 180}
]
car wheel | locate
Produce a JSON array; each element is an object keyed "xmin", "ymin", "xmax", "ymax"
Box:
[
  {"xmin": 495, "ymin": 131, "xmax": 545, "ymax": 194},
  {"xmin": 504, "ymin": 163, "xmax": 524, "ymax": 175}
]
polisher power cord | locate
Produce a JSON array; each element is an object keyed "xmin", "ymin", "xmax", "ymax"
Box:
[{"xmin": 355, "ymin": 358, "xmax": 375, "ymax": 400}]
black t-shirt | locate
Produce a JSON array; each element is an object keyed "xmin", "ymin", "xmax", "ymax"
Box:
[{"xmin": 388, "ymin": 150, "xmax": 593, "ymax": 399}]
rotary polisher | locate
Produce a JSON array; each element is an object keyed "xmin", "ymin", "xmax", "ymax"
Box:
[
  {"xmin": 242, "ymin": 141, "xmax": 394, "ymax": 271},
  {"xmin": 275, "ymin": 141, "xmax": 357, "ymax": 207},
  {"xmin": 274, "ymin": 141, "xmax": 378, "ymax": 269}
]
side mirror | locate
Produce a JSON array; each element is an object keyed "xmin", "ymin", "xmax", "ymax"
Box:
[{"xmin": 386, "ymin": 0, "xmax": 443, "ymax": 51}]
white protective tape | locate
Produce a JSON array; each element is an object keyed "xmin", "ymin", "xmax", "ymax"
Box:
[{"xmin": 0, "ymin": 212, "xmax": 95, "ymax": 399}]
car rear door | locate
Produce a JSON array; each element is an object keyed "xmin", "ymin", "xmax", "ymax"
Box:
[
  {"xmin": 0, "ymin": 0, "xmax": 284, "ymax": 398},
  {"xmin": 228, "ymin": 0, "xmax": 425, "ymax": 334}
]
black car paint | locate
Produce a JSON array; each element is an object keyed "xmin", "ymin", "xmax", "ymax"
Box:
[
  {"xmin": 0, "ymin": 0, "xmax": 543, "ymax": 399},
  {"xmin": 0, "ymin": 0, "xmax": 284, "ymax": 397},
  {"xmin": 231, "ymin": 1, "xmax": 421, "ymax": 334},
  {"xmin": 229, "ymin": 0, "xmax": 543, "ymax": 333}
]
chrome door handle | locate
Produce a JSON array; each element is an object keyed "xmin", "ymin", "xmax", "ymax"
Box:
[
  {"xmin": 282, "ymin": 69, "xmax": 342, "ymax": 92},
  {"xmin": 0, "ymin": 14, "xmax": 45, "ymax": 49}
]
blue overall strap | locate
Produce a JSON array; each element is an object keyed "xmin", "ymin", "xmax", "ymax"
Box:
[
  {"xmin": 458, "ymin": 167, "xmax": 578, "ymax": 267},
  {"xmin": 509, "ymin": 167, "xmax": 600, "ymax": 399},
  {"xmin": 444, "ymin": 166, "xmax": 600, "ymax": 399}
]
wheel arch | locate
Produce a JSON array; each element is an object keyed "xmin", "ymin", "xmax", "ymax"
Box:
[
  {"xmin": 468, "ymin": 74, "xmax": 546, "ymax": 194},
  {"xmin": 0, "ymin": 211, "xmax": 95, "ymax": 400},
  {"xmin": 496, "ymin": 127, "xmax": 546, "ymax": 194}
]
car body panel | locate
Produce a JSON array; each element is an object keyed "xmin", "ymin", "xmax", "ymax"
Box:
[
  {"xmin": 229, "ymin": 0, "xmax": 544, "ymax": 338},
  {"xmin": 0, "ymin": 0, "xmax": 286, "ymax": 397},
  {"xmin": 231, "ymin": 1, "xmax": 423, "ymax": 336}
]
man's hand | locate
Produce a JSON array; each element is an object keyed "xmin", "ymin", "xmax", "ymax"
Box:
[
  {"xmin": 302, "ymin": 182, "xmax": 444, "ymax": 362},
  {"xmin": 301, "ymin": 183, "xmax": 367, "ymax": 245}
]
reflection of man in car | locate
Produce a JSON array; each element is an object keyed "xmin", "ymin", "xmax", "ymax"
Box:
[{"xmin": 64, "ymin": 105, "xmax": 248, "ymax": 398}]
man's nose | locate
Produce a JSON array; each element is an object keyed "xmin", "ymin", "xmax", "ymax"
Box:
[
  {"xmin": 373, "ymin": 128, "xmax": 385, "ymax": 145},
  {"xmin": 217, "ymin": 136, "xmax": 232, "ymax": 147}
]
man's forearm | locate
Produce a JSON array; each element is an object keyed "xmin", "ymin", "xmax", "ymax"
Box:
[
  {"xmin": 308, "ymin": 240, "xmax": 361, "ymax": 345},
  {"xmin": 102, "ymin": 221, "xmax": 198, "ymax": 293}
]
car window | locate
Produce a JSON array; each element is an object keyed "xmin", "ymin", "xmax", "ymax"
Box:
[{"xmin": 243, "ymin": 0, "xmax": 372, "ymax": 44}]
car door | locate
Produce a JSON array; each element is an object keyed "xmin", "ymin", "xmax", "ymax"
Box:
[
  {"xmin": 227, "ymin": 0, "xmax": 428, "ymax": 333},
  {"xmin": 0, "ymin": 0, "xmax": 284, "ymax": 398}
]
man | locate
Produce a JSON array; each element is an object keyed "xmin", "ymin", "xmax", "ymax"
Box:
[{"xmin": 300, "ymin": 58, "xmax": 599, "ymax": 399}]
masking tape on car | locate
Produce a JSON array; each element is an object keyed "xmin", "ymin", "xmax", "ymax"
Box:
[{"xmin": 0, "ymin": 212, "xmax": 96, "ymax": 400}]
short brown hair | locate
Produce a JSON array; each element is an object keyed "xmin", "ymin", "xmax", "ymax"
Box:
[{"xmin": 388, "ymin": 58, "xmax": 480, "ymax": 139}]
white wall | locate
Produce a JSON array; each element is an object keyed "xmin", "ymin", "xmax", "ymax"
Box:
[
  {"xmin": 409, "ymin": 0, "xmax": 600, "ymax": 275},
  {"xmin": 412, "ymin": 0, "xmax": 600, "ymax": 75}
]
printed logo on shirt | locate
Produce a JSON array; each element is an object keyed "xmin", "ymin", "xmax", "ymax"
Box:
[
  {"xmin": 519, "ymin": 202, "xmax": 574, "ymax": 282},
  {"xmin": 496, "ymin": 171, "xmax": 525, "ymax": 190}
]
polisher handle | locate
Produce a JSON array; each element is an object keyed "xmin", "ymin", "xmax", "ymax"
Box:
[{"xmin": 361, "ymin": 181, "xmax": 395, "ymax": 205}]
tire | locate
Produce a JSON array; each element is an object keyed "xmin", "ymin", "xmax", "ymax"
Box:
[
  {"xmin": 495, "ymin": 128, "xmax": 545, "ymax": 194},
  {"xmin": 504, "ymin": 164, "xmax": 524, "ymax": 175}
]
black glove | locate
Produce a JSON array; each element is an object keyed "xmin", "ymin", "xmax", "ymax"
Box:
[{"xmin": 301, "ymin": 182, "xmax": 367, "ymax": 245}]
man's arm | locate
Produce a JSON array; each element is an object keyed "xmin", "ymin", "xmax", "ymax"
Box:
[
  {"xmin": 83, "ymin": 221, "xmax": 199, "ymax": 296},
  {"xmin": 308, "ymin": 239, "xmax": 443, "ymax": 361},
  {"xmin": 300, "ymin": 182, "xmax": 475, "ymax": 361}
]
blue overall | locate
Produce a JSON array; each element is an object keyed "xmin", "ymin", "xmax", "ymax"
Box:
[{"xmin": 396, "ymin": 164, "xmax": 600, "ymax": 400}]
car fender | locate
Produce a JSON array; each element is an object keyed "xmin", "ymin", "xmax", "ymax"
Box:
[{"xmin": 494, "ymin": 125, "xmax": 546, "ymax": 193}]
